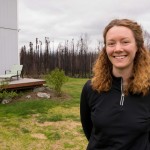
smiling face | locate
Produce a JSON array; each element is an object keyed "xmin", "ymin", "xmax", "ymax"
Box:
[{"xmin": 105, "ymin": 26, "xmax": 137, "ymax": 74}]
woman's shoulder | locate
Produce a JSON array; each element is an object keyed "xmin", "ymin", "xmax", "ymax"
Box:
[
  {"xmin": 83, "ymin": 79, "xmax": 92, "ymax": 90},
  {"xmin": 85, "ymin": 79, "xmax": 91, "ymax": 85},
  {"xmin": 81, "ymin": 80, "xmax": 93, "ymax": 95}
]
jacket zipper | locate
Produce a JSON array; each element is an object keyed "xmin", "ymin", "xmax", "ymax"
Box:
[{"xmin": 120, "ymin": 78, "xmax": 125, "ymax": 106}]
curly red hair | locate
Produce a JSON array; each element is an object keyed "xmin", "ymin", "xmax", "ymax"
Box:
[{"xmin": 91, "ymin": 19, "xmax": 150, "ymax": 95}]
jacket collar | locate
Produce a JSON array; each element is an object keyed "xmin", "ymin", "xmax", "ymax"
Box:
[{"xmin": 111, "ymin": 75, "xmax": 122, "ymax": 91}]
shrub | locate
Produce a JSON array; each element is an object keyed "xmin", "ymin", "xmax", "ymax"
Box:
[
  {"xmin": 45, "ymin": 68, "xmax": 68, "ymax": 96},
  {"xmin": 0, "ymin": 91, "xmax": 18, "ymax": 101}
]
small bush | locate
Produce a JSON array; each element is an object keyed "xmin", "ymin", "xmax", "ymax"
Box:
[
  {"xmin": 45, "ymin": 68, "xmax": 68, "ymax": 96},
  {"xmin": 0, "ymin": 91, "xmax": 18, "ymax": 101}
]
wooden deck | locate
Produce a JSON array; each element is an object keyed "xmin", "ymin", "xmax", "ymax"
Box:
[{"xmin": 0, "ymin": 78, "xmax": 46, "ymax": 90}]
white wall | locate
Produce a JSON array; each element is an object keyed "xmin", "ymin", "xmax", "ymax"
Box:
[{"xmin": 0, "ymin": 0, "xmax": 18, "ymax": 74}]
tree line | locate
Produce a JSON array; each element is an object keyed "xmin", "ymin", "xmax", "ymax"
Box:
[{"xmin": 20, "ymin": 36, "xmax": 99, "ymax": 78}]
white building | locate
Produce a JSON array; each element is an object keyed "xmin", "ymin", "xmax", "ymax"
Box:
[{"xmin": 0, "ymin": 0, "xmax": 19, "ymax": 74}]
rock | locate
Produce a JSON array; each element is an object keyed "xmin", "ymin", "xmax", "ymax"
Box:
[
  {"xmin": 33, "ymin": 86, "xmax": 46, "ymax": 92},
  {"xmin": 45, "ymin": 86, "xmax": 51, "ymax": 91},
  {"xmin": 37, "ymin": 92, "xmax": 50, "ymax": 99},
  {"xmin": 26, "ymin": 95, "xmax": 31, "ymax": 99},
  {"xmin": 1, "ymin": 99, "xmax": 12, "ymax": 104}
]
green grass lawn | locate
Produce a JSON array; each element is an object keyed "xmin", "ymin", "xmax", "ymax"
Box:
[{"xmin": 0, "ymin": 78, "xmax": 88, "ymax": 150}]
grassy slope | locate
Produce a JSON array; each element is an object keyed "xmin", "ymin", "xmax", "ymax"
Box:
[{"xmin": 0, "ymin": 78, "xmax": 88, "ymax": 150}]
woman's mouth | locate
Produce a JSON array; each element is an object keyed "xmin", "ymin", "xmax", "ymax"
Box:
[{"xmin": 114, "ymin": 55, "xmax": 127, "ymax": 59}]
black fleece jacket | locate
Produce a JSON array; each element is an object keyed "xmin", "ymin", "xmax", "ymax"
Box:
[{"xmin": 80, "ymin": 77, "xmax": 150, "ymax": 150}]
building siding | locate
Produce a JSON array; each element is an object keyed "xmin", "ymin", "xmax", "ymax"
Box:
[{"xmin": 0, "ymin": 0, "xmax": 18, "ymax": 74}]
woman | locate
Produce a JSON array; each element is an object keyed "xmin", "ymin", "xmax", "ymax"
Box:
[{"xmin": 80, "ymin": 19, "xmax": 150, "ymax": 150}]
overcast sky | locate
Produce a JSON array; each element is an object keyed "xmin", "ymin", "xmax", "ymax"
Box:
[{"xmin": 18, "ymin": 0, "xmax": 150, "ymax": 51}]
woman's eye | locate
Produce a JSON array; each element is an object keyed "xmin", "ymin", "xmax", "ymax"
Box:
[
  {"xmin": 123, "ymin": 41, "xmax": 129, "ymax": 44},
  {"xmin": 107, "ymin": 42, "xmax": 115, "ymax": 46}
]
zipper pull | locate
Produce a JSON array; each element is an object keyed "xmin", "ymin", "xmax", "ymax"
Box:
[
  {"xmin": 120, "ymin": 93, "xmax": 124, "ymax": 106},
  {"xmin": 120, "ymin": 78, "xmax": 125, "ymax": 106}
]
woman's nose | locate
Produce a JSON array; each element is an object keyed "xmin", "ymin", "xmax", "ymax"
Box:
[{"xmin": 114, "ymin": 43, "xmax": 123, "ymax": 52}]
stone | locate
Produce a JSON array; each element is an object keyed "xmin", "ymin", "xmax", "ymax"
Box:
[
  {"xmin": 1, "ymin": 99, "xmax": 12, "ymax": 104},
  {"xmin": 26, "ymin": 95, "xmax": 31, "ymax": 99},
  {"xmin": 37, "ymin": 92, "xmax": 50, "ymax": 99},
  {"xmin": 33, "ymin": 86, "xmax": 46, "ymax": 92}
]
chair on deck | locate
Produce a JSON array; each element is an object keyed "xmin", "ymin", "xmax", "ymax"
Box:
[{"xmin": 0, "ymin": 64, "xmax": 23, "ymax": 81}]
